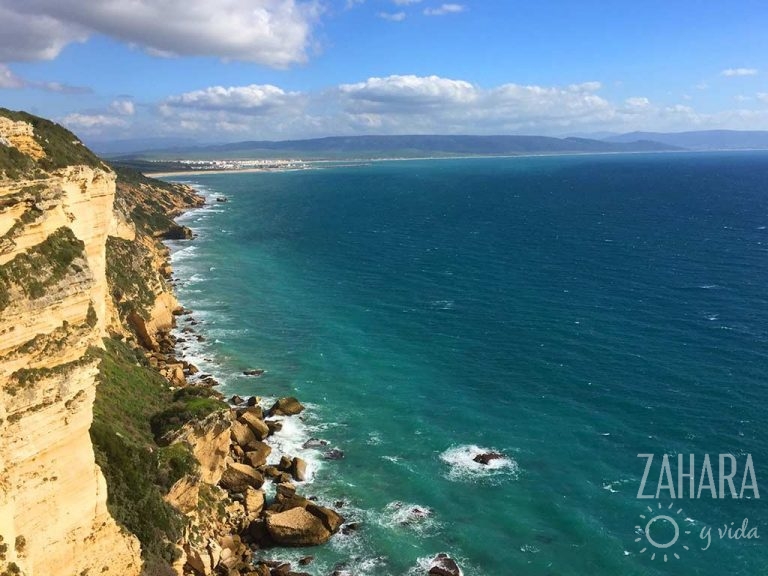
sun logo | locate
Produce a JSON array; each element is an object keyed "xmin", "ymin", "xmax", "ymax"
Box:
[{"xmin": 635, "ymin": 502, "xmax": 692, "ymax": 562}]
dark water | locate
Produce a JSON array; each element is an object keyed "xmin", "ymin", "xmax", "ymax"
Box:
[{"xmin": 168, "ymin": 152, "xmax": 768, "ymax": 575}]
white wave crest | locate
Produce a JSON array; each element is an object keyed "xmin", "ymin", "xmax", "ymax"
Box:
[{"xmin": 440, "ymin": 444, "xmax": 519, "ymax": 482}]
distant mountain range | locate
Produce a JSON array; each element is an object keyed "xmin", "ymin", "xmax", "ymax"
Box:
[
  {"xmin": 96, "ymin": 130, "xmax": 768, "ymax": 162},
  {"xmin": 604, "ymin": 130, "xmax": 768, "ymax": 150},
  {"xmin": 101, "ymin": 134, "xmax": 678, "ymax": 160}
]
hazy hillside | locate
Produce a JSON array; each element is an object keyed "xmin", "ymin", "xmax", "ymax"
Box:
[
  {"xmin": 107, "ymin": 134, "xmax": 678, "ymax": 161},
  {"xmin": 606, "ymin": 130, "xmax": 768, "ymax": 150}
]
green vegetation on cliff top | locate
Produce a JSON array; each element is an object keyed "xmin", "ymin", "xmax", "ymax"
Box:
[{"xmin": 0, "ymin": 108, "xmax": 103, "ymax": 178}]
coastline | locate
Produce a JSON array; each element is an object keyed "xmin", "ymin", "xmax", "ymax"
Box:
[
  {"xmin": 156, "ymin": 182, "xmax": 355, "ymax": 575},
  {"xmin": 157, "ymin": 176, "xmax": 476, "ymax": 576},
  {"xmin": 142, "ymin": 148, "xmax": 714, "ymax": 179}
]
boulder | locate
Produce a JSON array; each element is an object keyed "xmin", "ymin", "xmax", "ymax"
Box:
[
  {"xmin": 251, "ymin": 564, "xmax": 271, "ymax": 576},
  {"xmin": 244, "ymin": 487, "xmax": 265, "ymax": 519},
  {"xmin": 275, "ymin": 482, "xmax": 297, "ymax": 500},
  {"xmin": 267, "ymin": 396, "xmax": 305, "ymax": 417},
  {"xmin": 428, "ymin": 553, "xmax": 463, "ymax": 576},
  {"xmin": 243, "ymin": 368, "xmax": 265, "ymax": 376},
  {"xmin": 473, "ymin": 452, "xmax": 504, "ymax": 465},
  {"xmin": 277, "ymin": 455, "xmax": 293, "ymax": 471},
  {"xmin": 162, "ymin": 224, "xmax": 194, "ymax": 239},
  {"xmin": 291, "ymin": 457, "xmax": 307, "ymax": 482},
  {"xmin": 265, "ymin": 507, "xmax": 332, "ymax": 546},
  {"xmin": 164, "ymin": 475, "xmax": 200, "ymax": 515},
  {"xmin": 262, "ymin": 465, "xmax": 281, "ymax": 479},
  {"xmin": 266, "ymin": 420, "xmax": 283, "ymax": 434},
  {"xmin": 220, "ymin": 463, "xmax": 265, "ymax": 493},
  {"xmin": 306, "ymin": 503, "xmax": 344, "ymax": 533},
  {"xmin": 240, "ymin": 411, "xmax": 270, "ymax": 440},
  {"xmin": 172, "ymin": 412, "xmax": 232, "ymax": 485},
  {"xmin": 231, "ymin": 420, "xmax": 259, "ymax": 451},
  {"xmin": 244, "ymin": 441, "xmax": 272, "ymax": 467}
]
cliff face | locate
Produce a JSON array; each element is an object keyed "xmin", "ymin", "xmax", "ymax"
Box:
[{"xmin": 0, "ymin": 112, "xmax": 142, "ymax": 575}]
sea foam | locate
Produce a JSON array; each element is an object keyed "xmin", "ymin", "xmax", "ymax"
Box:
[{"xmin": 440, "ymin": 444, "xmax": 519, "ymax": 482}]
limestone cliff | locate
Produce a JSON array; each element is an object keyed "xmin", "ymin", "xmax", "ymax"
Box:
[
  {"xmin": 0, "ymin": 109, "xmax": 343, "ymax": 576},
  {"xmin": 0, "ymin": 110, "xmax": 142, "ymax": 575}
]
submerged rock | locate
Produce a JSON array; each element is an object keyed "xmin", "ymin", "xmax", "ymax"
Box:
[
  {"xmin": 324, "ymin": 448, "xmax": 345, "ymax": 460},
  {"xmin": 302, "ymin": 437, "xmax": 329, "ymax": 449}
]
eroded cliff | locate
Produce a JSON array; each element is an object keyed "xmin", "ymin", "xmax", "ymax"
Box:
[
  {"xmin": 0, "ymin": 109, "xmax": 346, "ymax": 576},
  {"xmin": 0, "ymin": 110, "xmax": 142, "ymax": 576}
]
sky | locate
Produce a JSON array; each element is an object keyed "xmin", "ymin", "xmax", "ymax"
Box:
[{"xmin": 0, "ymin": 0, "xmax": 767, "ymax": 144}]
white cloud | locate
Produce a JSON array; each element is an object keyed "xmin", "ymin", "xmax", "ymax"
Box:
[
  {"xmin": 721, "ymin": 68, "xmax": 758, "ymax": 77},
  {"xmin": 100, "ymin": 75, "xmax": 768, "ymax": 141},
  {"xmin": 339, "ymin": 75, "xmax": 477, "ymax": 111},
  {"xmin": 163, "ymin": 84, "xmax": 300, "ymax": 115},
  {"xmin": 393, "ymin": 0, "xmax": 422, "ymax": 4},
  {"xmin": 377, "ymin": 11, "xmax": 406, "ymax": 21},
  {"xmin": 62, "ymin": 113, "xmax": 128, "ymax": 130},
  {"xmin": 0, "ymin": 63, "xmax": 24, "ymax": 88},
  {"xmin": 424, "ymin": 3, "xmax": 465, "ymax": 16},
  {"xmin": 110, "ymin": 99, "xmax": 135, "ymax": 115},
  {"xmin": 757, "ymin": 93, "xmax": 768, "ymax": 104},
  {"xmin": 0, "ymin": 63, "xmax": 91, "ymax": 93},
  {"xmin": 0, "ymin": 0, "xmax": 320, "ymax": 67},
  {"xmin": 625, "ymin": 96, "xmax": 650, "ymax": 109}
]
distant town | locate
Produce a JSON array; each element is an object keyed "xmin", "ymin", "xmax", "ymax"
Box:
[{"xmin": 171, "ymin": 158, "xmax": 308, "ymax": 171}]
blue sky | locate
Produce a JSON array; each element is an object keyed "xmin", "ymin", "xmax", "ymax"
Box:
[{"xmin": 1, "ymin": 0, "xmax": 767, "ymax": 143}]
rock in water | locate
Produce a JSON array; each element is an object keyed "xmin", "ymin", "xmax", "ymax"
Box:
[
  {"xmin": 472, "ymin": 451, "xmax": 504, "ymax": 465},
  {"xmin": 324, "ymin": 448, "xmax": 345, "ymax": 460},
  {"xmin": 266, "ymin": 507, "xmax": 332, "ymax": 546},
  {"xmin": 161, "ymin": 224, "xmax": 194, "ymax": 239},
  {"xmin": 239, "ymin": 411, "xmax": 270, "ymax": 440},
  {"xmin": 291, "ymin": 457, "xmax": 307, "ymax": 482},
  {"xmin": 268, "ymin": 396, "xmax": 305, "ymax": 416},
  {"xmin": 428, "ymin": 553, "xmax": 463, "ymax": 576}
]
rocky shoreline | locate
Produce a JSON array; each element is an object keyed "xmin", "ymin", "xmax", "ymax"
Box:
[{"xmin": 153, "ymin": 192, "xmax": 463, "ymax": 576}]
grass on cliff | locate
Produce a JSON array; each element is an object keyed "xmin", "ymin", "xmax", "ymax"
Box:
[
  {"xmin": 112, "ymin": 165, "xmax": 203, "ymax": 236},
  {"xmin": 0, "ymin": 108, "xmax": 103, "ymax": 178},
  {"xmin": 106, "ymin": 236, "xmax": 159, "ymax": 318},
  {"xmin": 91, "ymin": 338, "xmax": 226, "ymax": 566},
  {"xmin": 0, "ymin": 226, "xmax": 86, "ymax": 312}
]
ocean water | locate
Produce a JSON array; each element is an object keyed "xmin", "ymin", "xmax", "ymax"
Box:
[{"xmin": 166, "ymin": 153, "xmax": 768, "ymax": 576}]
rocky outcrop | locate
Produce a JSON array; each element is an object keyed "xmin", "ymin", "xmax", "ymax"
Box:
[
  {"xmin": 265, "ymin": 507, "xmax": 332, "ymax": 547},
  {"xmin": 0, "ymin": 114, "xmax": 142, "ymax": 575},
  {"xmin": 428, "ymin": 553, "xmax": 463, "ymax": 576}
]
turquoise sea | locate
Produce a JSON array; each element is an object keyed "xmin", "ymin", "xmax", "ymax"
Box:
[{"xmin": 166, "ymin": 153, "xmax": 768, "ymax": 576}]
